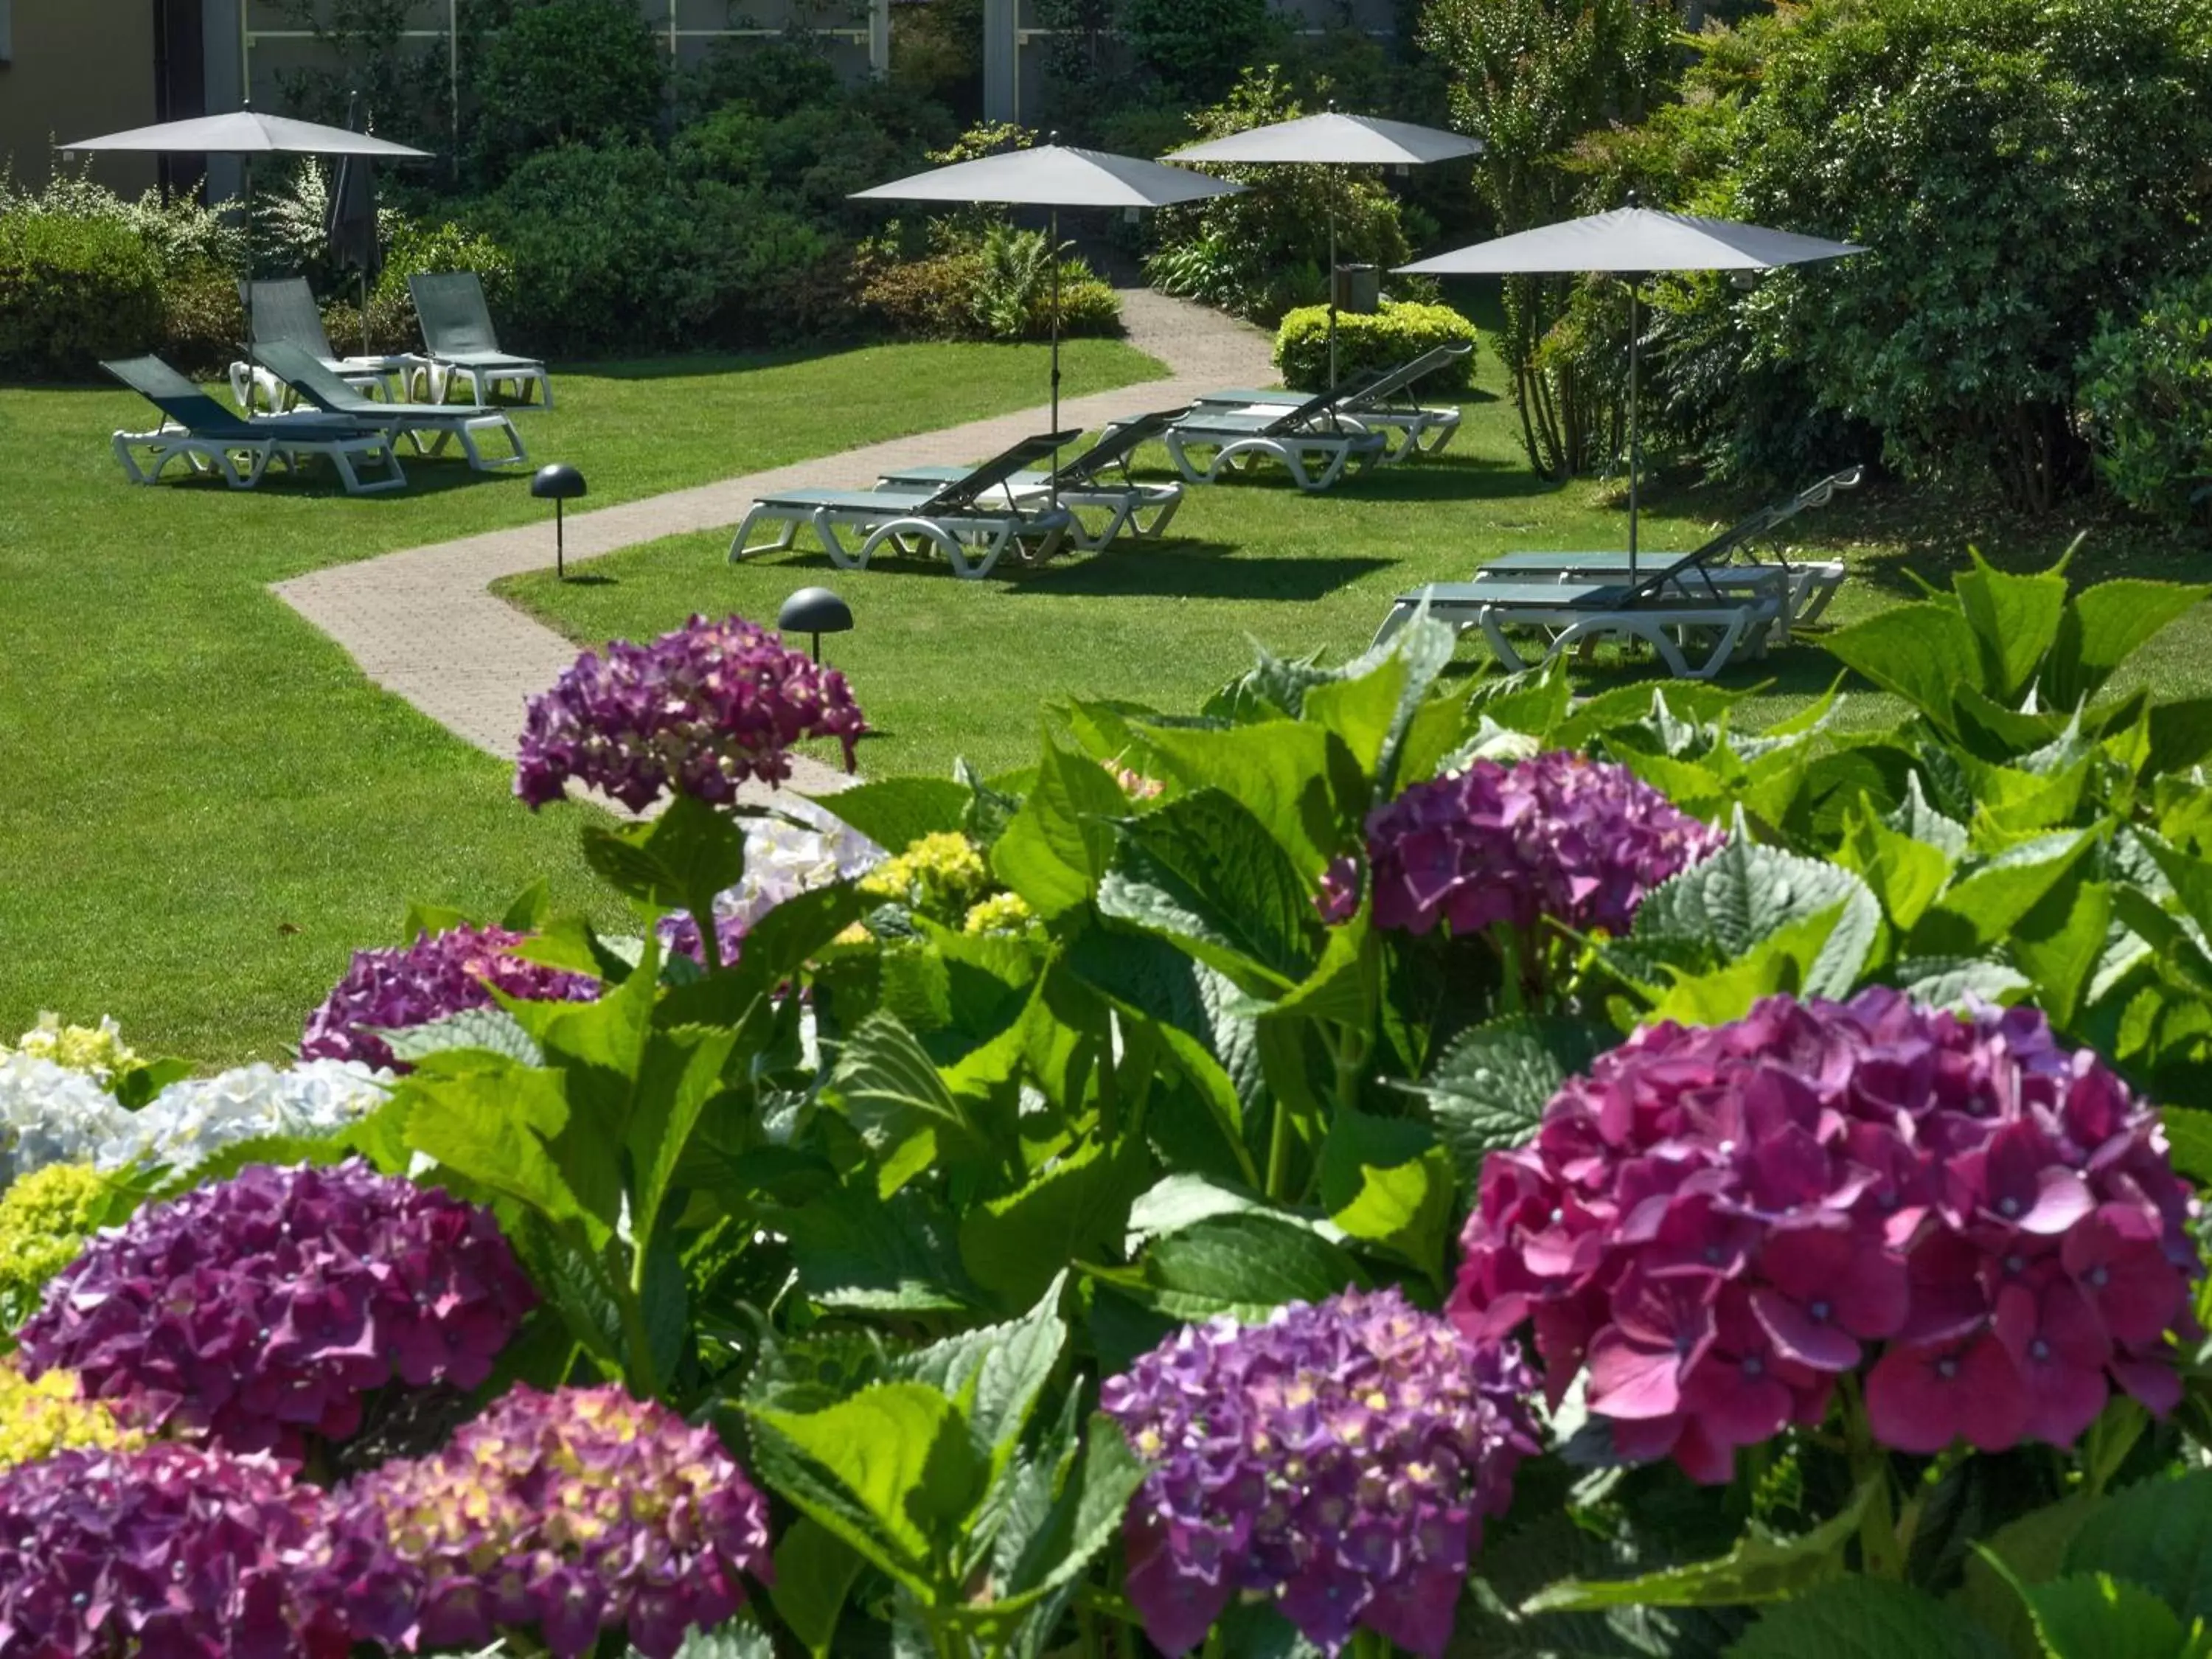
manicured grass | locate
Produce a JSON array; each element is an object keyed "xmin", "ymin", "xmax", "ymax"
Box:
[
  {"xmin": 0, "ymin": 339, "xmax": 1164, "ymax": 1065},
  {"xmin": 503, "ymin": 345, "xmax": 2209, "ymax": 782}
]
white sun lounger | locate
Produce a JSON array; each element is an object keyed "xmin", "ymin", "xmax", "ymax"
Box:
[
  {"xmin": 104, "ymin": 355, "xmax": 406, "ymax": 494},
  {"xmin": 1164, "ymin": 377, "xmax": 1390, "ymax": 493},
  {"xmin": 1189, "ymin": 341, "xmax": 1472, "ymax": 462}
]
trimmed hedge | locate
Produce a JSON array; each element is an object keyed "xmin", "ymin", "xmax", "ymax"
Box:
[
  {"xmin": 2079, "ymin": 272, "xmax": 2212, "ymax": 530},
  {"xmin": 1273, "ymin": 298, "xmax": 1478, "ymax": 394},
  {"xmin": 0, "ymin": 215, "xmax": 164, "ymax": 380}
]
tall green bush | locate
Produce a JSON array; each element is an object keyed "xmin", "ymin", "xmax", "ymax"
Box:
[
  {"xmin": 467, "ymin": 0, "xmax": 667, "ymax": 184},
  {"xmin": 1144, "ymin": 68, "xmax": 1412, "ymax": 324},
  {"xmin": 1641, "ymin": 0, "xmax": 2212, "ymax": 509},
  {"xmin": 2079, "ymin": 272, "xmax": 2212, "ymax": 531},
  {"xmin": 1121, "ymin": 0, "xmax": 1278, "ymax": 100},
  {"xmin": 0, "ymin": 216, "xmax": 164, "ymax": 380},
  {"xmin": 1273, "ymin": 298, "xmax": 1478, "ymax": 392}
]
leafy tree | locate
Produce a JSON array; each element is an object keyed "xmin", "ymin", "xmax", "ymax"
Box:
[
  {"xmin": 1418, "ymin": 0, "xmax": 1679, "ymax": 479},
  {"xmin": 466, "ymin": 0, "xmax": 667, "ymax": 185}
]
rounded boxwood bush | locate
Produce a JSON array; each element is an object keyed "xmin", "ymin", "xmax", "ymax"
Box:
[
  {"xmin": 1273, "ymin": 297, "xmax": 1479, "ymax": 394},
  {"xmin": 0, "ymin": 215, "xmax": 164, "ymax": 380}
]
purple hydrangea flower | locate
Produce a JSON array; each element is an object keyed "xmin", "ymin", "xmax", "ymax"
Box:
[
  {"xmin": 340, "ymin": 1383, "xmax": 774, "ymax": 1659},
  {"xmin": 18, "ymin": 1158, "xmax": 535, "ymax": 1457},
  {"xmin": 1102, "ymin": 1287, "xmax": 1538, "ymax": 1658},
  {"xmin": 1315, "ymin": 855, "xmax": 1361, "ymax": 925},
  {"xmin": 302, "ymin": 924, "xmax": 600, "ymax": 1071},
  {"xmin": 515, "ymin": 613, "xmax": 867, "ymax": 813},
  {"xmin": 1450, "ymin": 990, "xmax": 2200, "ymax": 1481},
  {"xmin": 0, "ymin": 1442, "xmax": 419, "ymax": 1658},
  {"xmin": 1366, "ymin": 751, "xmax": 1722, "ymax": 939}
]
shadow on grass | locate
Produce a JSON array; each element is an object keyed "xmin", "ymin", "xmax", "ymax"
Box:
[
  {"xmin": 1012, "ymin": 544, "xmax": 1393, "ymax": 601},
  {"xmin": 573, "ymin": 344, "xmax": 860, "ymax": 382}
]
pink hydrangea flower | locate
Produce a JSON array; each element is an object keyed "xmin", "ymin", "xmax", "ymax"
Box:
[
  {"xmin": 302, "ymin": 923, "xmax": 599, "ymax": 1070},
  {"xmin": 17, "ymin": 1159, "xmax": 535, "ymax": 1457},
  {"xmin": 1450, "ymin": 990, "xmax": 2199, "ymax": 1481},
  {"xmin": 516, "ymin": 613, "xmax": 866, "ymax": 811}
]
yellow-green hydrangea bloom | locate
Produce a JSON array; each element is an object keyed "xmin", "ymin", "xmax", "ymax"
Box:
[
  {"xmin": 963, "ymin": 891, "xmax": 1039, "ymax": 936},
  {"xmin": 0, "ymin": 1162, "xmax": 111, "ymax": 1321},
  {"xmin": 2, "ymin": 1013, "xmax": 135, "ymax": 1085},
  {"xmin": 858, "ymin": 831, "xmax": 992, "ymax": 923},
  {"xmin": 0, "ymin": 1360, "xmax": 142, "ymax": 1468}
]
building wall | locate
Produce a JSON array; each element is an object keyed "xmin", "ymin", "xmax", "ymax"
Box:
[{"xmin": 0, "ymin": 1, "xmax": 161, "ymax": 192}]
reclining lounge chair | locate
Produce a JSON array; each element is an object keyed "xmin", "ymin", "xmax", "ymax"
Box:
[
  {"xmin": 252, "ymin": 342, "xmax": 528, "ymax": 472},
  {"xmin": 103, "ymin": 355, "xmax": 406, "ymax": 494},
  {"xmin": 1189, "ymin": 342, "xmax": 1473, "ymax": 462},
  {"xmin": 407, "ymin": 273, "xmax": 552, "ymax": 408},
  {"xmin": 731, "ymin": 431, "xmax": 1082, "ymax": 580},
  {"xmin": 1464, "ymin": 468, "xmax": 1862, "ymax": 630},
  {"xmin": 229, "ymin": 277, "xmax": 413, "ymax": 413},
  {"xmin": 869, "ymin": 409, "xmax": 1189, "ymax": 552},
  {"xmin": 1163, "ymin": 375, "xmax": 1389, "ymax": 493}
]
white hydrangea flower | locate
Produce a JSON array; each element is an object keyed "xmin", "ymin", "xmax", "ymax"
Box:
[
  {"xmin": 0, "ymin": 1053, "xmax": 131, "ymax": 1184},
  {"xmin": 2, "ymin": 1012, "xmax": 136, "ymax": 1085},
  {"xmin": 708, "ymin": 798, "xmax": 886, "ymax": 937},
  {"xmin": 94, "ymin": 1059, "xmax": 395, "ymax": 1178}
]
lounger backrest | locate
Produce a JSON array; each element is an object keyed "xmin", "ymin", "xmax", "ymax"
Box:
[
  {"xmin": 1261, "ymin": 369, "xmax": 1385, "ymax": 435},
  {"xmin": 1352, "ymin": 343, "xmax": 1472, "ymax": 409},
  {"xmin": 241, "ymin": 278, "xmax": 338, "ymax": 360},
  {"xmin": 102, "ymin": 355, "xmax": 251, "ymax": 437},
  {"xmin": 1053, "ymin": 409, "xmax": 1189, "ymax": 487},
  {"xmin": 924, "ymin": 430, "xmax": 1086, "ymax": 513},
  {"xmin": 409, "ymin": 272, "xmax": 501, "ymax": 356},
  {"xmin": 250, "ymin": 341, "xmax": 369, "ymax": 414},
  {"xmin": 1627, "ymin": 466, "xmax": 1865, "ymax": 602}
]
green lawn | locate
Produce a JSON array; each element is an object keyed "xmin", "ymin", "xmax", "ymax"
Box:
[
  {"xmin": 504, "ymin": 346, "xmax": 2208, "ymax": 782},
  {"xmin": 0, "ymin": 338, "xmax": 1163, "ymax": 1065}
]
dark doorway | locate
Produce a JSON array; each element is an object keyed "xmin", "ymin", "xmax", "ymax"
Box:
[{"xmin": 153, "ymin": 0, "xmax": 205, "ymax": 201}]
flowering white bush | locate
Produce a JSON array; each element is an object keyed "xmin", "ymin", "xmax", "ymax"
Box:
[{"xmin": 0, "ymin": 1054, "xmax": 391, "ymax": 1191}]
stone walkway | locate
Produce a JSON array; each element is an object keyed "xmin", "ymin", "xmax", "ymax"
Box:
[{"xmin": 272, "ymin": 288, "xmax": 1274, "ymax": 799}]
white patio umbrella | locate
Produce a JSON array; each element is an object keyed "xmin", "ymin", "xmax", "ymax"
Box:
[
  {"xmin": 1399, "ymin": 202, "xmax": 1863, "ymax": 574},
  {"xmin": 852, "ymin": 144, "xmax": 1242, "ymax": 444},
  {"xmin": 1166, "ymin": 109, "xmax": 1483, "ymax": 387},
  {"xmin": 60, "ymin": 111, "xmax": 432, "ymax": 362}
]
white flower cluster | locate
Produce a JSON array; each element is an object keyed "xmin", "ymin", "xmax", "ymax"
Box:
[
  {"xmin": 707, "ymin": 799, "xmax": 886, "ymax": 937},
  {"xmin": 0, "ymin": 1054, "xmax": 393, "ymax": 1190}
]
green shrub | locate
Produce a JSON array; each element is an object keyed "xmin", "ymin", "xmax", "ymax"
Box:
[
  {"xmin": 860, "ymin": 230, "xmax": 1121, "ymax": 343},
  {"xmin": 321, "ymin": 286, "xmax": 422, "ymax": 359},
  {"xmin": 2079, "ymin": 272, "xmax": 2212, "ymax": 530},
  {"xmin": 1273, "ymin": 298, "xmax": 1479, "ymax": 392},
  {"xmin": 0, "ymin": 214, "xmax": 164, "ymax": 380},
  {"xmin": 1144, "ymin": 68, "xmax": 1411, "ymax": 324},
  {"xmin": 375, "ymin": 217, "xmax": 517, "ymax": 312},
  {"xmin": 467, "ymin": 0, "xmax": 665, "ymax": 184},
  {"xmin": 0, "ymin": 161, "xmax": 243, "ymax": 279},
  {"xmin": 1121, "ymin": 0, "xmax": 1277, "ymax": 100},
  {"xmin": 159, "ymin": 263, "xmax": 248, "ymax": 379}
]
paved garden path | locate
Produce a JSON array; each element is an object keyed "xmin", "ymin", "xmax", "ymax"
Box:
[{"xmin": 273, "ymin": 288, "xmax": 1275, "ymax": 801}]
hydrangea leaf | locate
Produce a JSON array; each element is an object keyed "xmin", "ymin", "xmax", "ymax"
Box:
[
  {"xmin": 1099, "ymin": 788, "xmax": 1319, "ymax": 996},
  {"xmin": 769, "ymin": 1517, "xmax": 864, "ymax": 1659},
  {"xmin": 1125, "ymin": 1172, "xmax": 1345, "ymax": 1251},
  {"xmin": 956, "ymin": 1140, "xmax": 1150, "ymax": 1313},
  {"xmin": 776, "ymin": 1183, "xmax": 979, "ymax": 1313},
  {"xmin": 1139, "ymin": 1211, "xmax": 1365, "ymax": 1324},
  {"xmin": 1318, "ymin": 1109, "xmax": 1452, "ymax": 1281},
  {"xmin": 400, "ymin": 1060, "xmax": 605, "ymax": 1248},
  {"xmin": 1646, "ymin": 904, "xmax": 1865, "ymax": 1026},
  {"xmin": 1839, "ymin": 803, "xmax": 1956, "ymax": 933},
  {"xmin": 1405, "ymin": 1015, "xmax": 1608, "ymax": 1184},
  {"xmin": 1133, "ymin": 720, "xmax": 1357, "ymax": 879},
  {"xmin": 1823, "ymin": 602, "xmax": 1983, "ymax": 736},
  {"xmin": 375, "ymin": 1005, "xmax": 544, "ymax": 1068},
  {"xmin": 627, "ymin": 1023, "xmax": 740, "ymax": 1254},
  {"xmin": 1726, "ymin": 1579, "xmax": 2010, "ymax": 1659},
  {"xmin": 653, "ymin": 1621, "xmax": 776, "ymax": 1659},
  {"xmin": 2063, "ymin": 1468, "xmax": 2212, "ymax": 1622},
  {"xmin": 2042, "ymin": 578, "xmax": 2212, "ymax": 711},
  {"xmin": 895, "ymin": 1273, "xmax": 1068, "ymax": 1461},
  {"xmin": 984, "ymin": 1411, "xmax": 1149, "ymax": 1614},
  {"xmin": 1913, "ymin": 830, "xmax": 2096, "ymax": 956},
  {"xmin": 2021, "ymin": 1573, "xmax": 2187, "ymax": 1659},
  {"xmin": 1526, "ymin": 1484, "xmax": 1872, "ymax": 1614},
  {"xmin": 1617, "ymin": 834, "xmax": 1881, "ymax": 998},
  {"xmin": 2162, "ymin": 1107, "xmax": 2212, "ymax": 1185},
  {"xmin": 2010, "ymin": 877, "xmax": 2112, "ymax": 1029},
  {"xmin": 1958, "ymin": 1492, "xmax": 2106, "ymax": 1659},
  {"xmin": 581, "ymin": 791, "xmax": 748, "ymax": 925},
  {"xmin": 499, "ymin": 877, "xmax": 552, "ymax": 933},
  {"xmin": 1891, "ymin": 956, "xmax": 2034, "ymax": 1010},
  {"xmin": 1298, "ymin": 613, "xmax": 1454, "ymax": 798},
  {"xmin": 816, "ymin": 777, "xmax": 972, "ymax": 857},
  {"xmin": 748, "ymin": 1380, "xmax": 984, "ymax": 1596},
  {"xmin": 991, "ymin": 734, "xmax": 1127, "ymax": 915},
  {"xmin": 1954, "ymin": 551, "xmax": 2071, "ymax": 706},
  {"xmin": 827, "ymin": 1010, "xmax": 998, "ymax": 1195}
]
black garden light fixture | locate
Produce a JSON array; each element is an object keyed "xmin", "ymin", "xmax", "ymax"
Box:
[
  {"xmin": 530, "ymin": 463, "xmax": 587, "ymax": 579},
  {"xmin": 779, "ymin": 586, "xmax": 854, "ymax": 664}
]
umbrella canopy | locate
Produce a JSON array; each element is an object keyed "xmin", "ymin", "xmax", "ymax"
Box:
[
  {"xmin": 1168, "ymin": 111, "xmax": 1481, "ymax": 386},
  {"xmin": 59, "ymin": 111, "xmax": 429, "ymax": 159},
  {"xmin": 1167, "ymin": 111, "xmax": 1482, "ymax": 167},
  {"xmin": 1398, "ymin": 206, "xmax": 1863, "ymax": 572},
  {"xmin": 853, "ymin": 145, "xmax": 1241, "ymax": 462},
  {"xmin": 852, "ymin": 143, "xmax": 1242, "ymax": 210},
  {"xmin": 1397, "ymin": 205, "xmax": 1861, "ymax": 275}
]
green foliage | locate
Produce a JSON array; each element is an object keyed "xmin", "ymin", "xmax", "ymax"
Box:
[
  {"xmin": 1144, "ymin": 67, "xmax": 1413, "ymax": 324},
  {"xmin": 1417, "ymin": 0, "xmax": 1677, "ymax": 477},
  {"xmin": 1641, "ymin": 0, "xmax": 2212, "ymax": 507},
  {"xmin": 0, "ymin": 213, "xmax": 165, "ymax": 380},
  {"xmin": 2079, "ymin": 271, "xmax": 2212, "ymax": 531},
  {"xmin": 862, "ymin": 229, "xmax": 1122, "ymax": 344},
  {"xmin": 156, "ymin": 264, "xmax": 248, "ymax": 380},
  {"xmin": 1119, "ymin": 0, "xmax": 1277, "ymax": 101},
  {"xmin": 467, "ymin": 0, "xmax": 667, "ymax": 185},
  {"xmin": 1273, "ymin": 298, "xmax": 1478, "ymax": 393}
]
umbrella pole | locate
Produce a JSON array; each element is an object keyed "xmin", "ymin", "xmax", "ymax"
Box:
[
  {"xmin": 243, "ymin": 156, "xmax": 258, "ymax": 405},
  {"xmin": 1627, "ymin": 279, "xmax": 1641, "ymax": 582},
  {"xmin": 1050, "ymin": 204, "xmax": 1062, "ymax": 510},
  {"xmin": 1327, "ymin": 198, "xmax": 1339, "ymax": 392}
]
